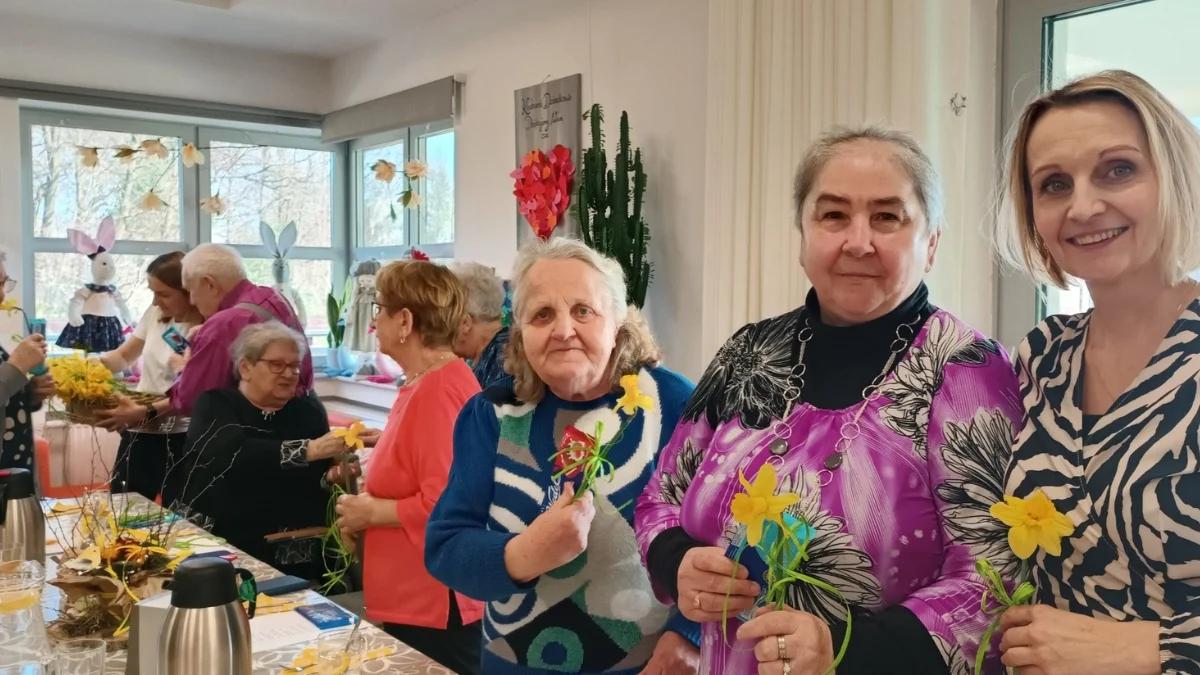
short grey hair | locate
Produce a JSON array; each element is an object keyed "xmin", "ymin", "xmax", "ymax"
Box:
[
  {"xmin": 448, "ymin": 261, "xmax": 505, "ymax": 322},
  {"xmin": 230, "ymin": 321, "xmax": 308, "ymax": 380},
  {"xmin": 183, "ymin": 243, "xmax": 248, "ymax": 287},
  {"xmin": 793, "ymin": 123, "xmax": 946, "ymax": 233},
  {"xmin": 510, "ymin": 238, "xmax": 628, "ymax": 325}
]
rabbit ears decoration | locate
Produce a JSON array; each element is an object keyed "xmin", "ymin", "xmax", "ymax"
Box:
[
  {"xmin": 260, "ymin": 221, "xmax": 298, "ymax": 260},
  {"xmin": 68, "ymin": 216, "xmax": 118, "ymax": 259}
]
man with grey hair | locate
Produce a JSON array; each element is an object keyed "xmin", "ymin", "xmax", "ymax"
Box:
[
  {"xmin": 166, "ymin": 243, "xmax": 312, "ymax": 414},
  {"xmin": 448, "ymin": 261, "xmax": 510, "ymax": 388}
]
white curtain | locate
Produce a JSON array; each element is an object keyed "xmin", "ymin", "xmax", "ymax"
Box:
[{"xmin": 700, "ymin": 0, "xmax": 1000, "ymax": 362}]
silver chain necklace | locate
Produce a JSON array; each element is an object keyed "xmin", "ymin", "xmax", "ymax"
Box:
[{"xmin": 766, "ymin": 311, "xmax": 923, "ymax": 486}]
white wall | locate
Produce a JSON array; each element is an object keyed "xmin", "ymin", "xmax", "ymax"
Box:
[
  {"xmin": 333, "ymin": 0, "xmax": 710, "ymax": 379},
  {"xmin": 0, "ymin": 98, "xmax": 21, "ymax": 349},
  {"xmin": 0, "ymin": 14, "xmax": 329, "ymax": 113}
]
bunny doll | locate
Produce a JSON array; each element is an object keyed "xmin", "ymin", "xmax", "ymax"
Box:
[
  {"xmin": 260, "ymin": 221, "xmax": 307, "ymax": 326},
  {"xmin": 57, "ymin": 216, "xmax": 132, "ymax": 353},
  {"xmin": 344, "ymin": 259, "xmax": 381, "ymax": 353}
]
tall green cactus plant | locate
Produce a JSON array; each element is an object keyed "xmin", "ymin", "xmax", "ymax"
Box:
[{"xmin": 577, "ymin": 104, "xmax": 652, "ymax": 308}]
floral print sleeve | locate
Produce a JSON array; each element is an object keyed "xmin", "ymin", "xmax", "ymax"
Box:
[{"xmin": 899, "ymin": 338, "xmax": 1023, "ymax": 674}]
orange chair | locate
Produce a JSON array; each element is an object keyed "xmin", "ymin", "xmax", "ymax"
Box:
[{"xmin": 35, "ymin": 437, "xmax": 109, "ymax": 500}]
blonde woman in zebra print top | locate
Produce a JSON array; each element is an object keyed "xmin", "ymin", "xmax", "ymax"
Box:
[{"xmin": 995, "ymin": 70, "xmax": 1200, "ymax": 675}]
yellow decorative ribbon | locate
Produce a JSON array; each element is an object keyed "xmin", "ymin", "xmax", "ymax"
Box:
[
  {"xmin": 974, "ymin": 559, "xmax": 1033, "ymax": 675},
  {"xmin": 285, "ymin": 646, "xmax": 397, "ymax": 674}
]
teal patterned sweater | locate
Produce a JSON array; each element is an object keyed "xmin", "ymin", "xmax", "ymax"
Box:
[{"xmin": 425, "ymin": 367, "xmax": 699, "ymax": 674}]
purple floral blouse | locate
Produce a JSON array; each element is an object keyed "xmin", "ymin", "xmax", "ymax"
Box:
[{"xmin": 635, "ymin": 309, "xmax": 1022, "ymax": 674}]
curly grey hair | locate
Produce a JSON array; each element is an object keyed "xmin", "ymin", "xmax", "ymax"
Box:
[
  {"xmin": 793, "ymin": 123, "xmax": 946, "ymax": 234},
  {"xmin": 230, "ymin": 321, "xmax": 308, "ymax": 380},
  {"xmin": 447, "ymin": 261, "xmax": 505, "ymax": 322},
  {"xmin": 506, "ymin": 237, "xmax": 660, "ymax": 403},
  {"xmin": 183, "ymin": 243, "xmax": 248, "ymax": 287}
]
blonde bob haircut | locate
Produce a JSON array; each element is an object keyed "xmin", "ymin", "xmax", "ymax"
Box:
[
  {"xmin": 506, "ymin": 237, "xmax": 661, "ymax": 403},
  {"xmin": 997, "ymin": 69, "xmax": 1200, "ymax": 288},
  {"xmin": 375, "ymin": 260, "xmax": 466, "ymax": 349}
]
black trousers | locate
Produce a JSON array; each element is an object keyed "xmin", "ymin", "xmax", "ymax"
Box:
[
  {"xmin": 110, "ymin": 431, "xmax": 187, "ymax": 503},
  {"xmin": 383, "ymin": 591, "xmax": 482, "ymax": 675}
]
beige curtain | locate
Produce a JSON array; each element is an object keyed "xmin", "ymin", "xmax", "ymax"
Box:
[{"xmin": 700, "ymin": 0, "xmax": 1000, "ymax": 363}]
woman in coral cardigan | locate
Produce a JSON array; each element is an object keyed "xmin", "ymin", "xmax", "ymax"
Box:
[{"xmin": 334, "ymin": 260, "xmax": 484, "ymax": 675}]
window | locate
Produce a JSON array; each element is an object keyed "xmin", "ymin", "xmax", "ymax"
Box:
[
  {"xmin": 21, "ymin": 111, "xmax": 346, "ymax": 354},
  {"xmin": 351, "ymin": 121, "xmax": 455, "ymax": 263},
  {"xmin": 998, "ymin": 0, "xmax": 1200, "ymax": 347}
]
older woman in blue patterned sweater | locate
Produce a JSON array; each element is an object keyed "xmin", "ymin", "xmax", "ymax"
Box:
[{"xmin": 426, "ymin": 238, "xmax": 699, "ymax": 675}]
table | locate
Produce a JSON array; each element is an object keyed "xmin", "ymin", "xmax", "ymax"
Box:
[{"xmin": 5, "ymin": 493, "xmax": 452, "ymax": 675}]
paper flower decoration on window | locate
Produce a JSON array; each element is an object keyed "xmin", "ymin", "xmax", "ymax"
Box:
[
  {"xmin": 181, "ymin": 143, "xmax": 206, "ymax": 168},
  {"xmin": 371, "ymin": 159, "xmax": 426, "ymax": 221},
  {"xmin": 511, "ymin": 145, "xmax": 575, "ymax": 240},
  {"xmin": 140, "ymin": 139, "xmax": 169, "ymax": 160},
  {"xmin": 141, "ymin": 191, "xmax": 168, "ymax": 212},
  {"xmin": 77, "ymin": 147, "xmax": 99, "ymax": 168},
  {"xmin": 372, "ymin": 160, "xmax": 397, "ymax": 183},
  {"xmin": 200, "ymin": 193, "xmax": 226, "ymax": 216},
  {"xmin": 404, "ymin": 160, "xmax": 428, "ymax": 179},
  {"xmin": 115, "ymin": 145, "xmax": 139, "ymax": 163}
]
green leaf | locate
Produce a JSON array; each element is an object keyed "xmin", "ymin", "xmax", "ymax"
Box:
[
  {"xmin": 400, "ymin": 190, "xmax": 412, "ymax": 207},
  {"xmin": 389, "ymin": 202, "xmax": 397, "ymax": 222}
]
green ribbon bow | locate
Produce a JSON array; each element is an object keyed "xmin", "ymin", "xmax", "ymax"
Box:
[{"xmin": 974, "ymin": 558, "xmax": 1034, "ymax": 675}]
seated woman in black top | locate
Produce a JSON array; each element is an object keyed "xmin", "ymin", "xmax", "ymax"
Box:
[{"xmin": 178, "ymin": 321, "xmax": 346, "ymax": 581}]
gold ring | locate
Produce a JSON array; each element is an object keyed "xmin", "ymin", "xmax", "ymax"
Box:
[
  {"xmin": 777, "ymin": 635, "xmax": 788, "ymax": 660},
  {"xmin": 782, "ymin": 658, "xmax": 792, "ymax": 675},
  {"xmin": 693, "ymin": 592, "xmax": 702, "ymax": 609}
]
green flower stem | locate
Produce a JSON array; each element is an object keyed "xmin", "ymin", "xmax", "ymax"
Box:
[
  {"xmin": 974, "ymin": 559, "xmax": 1034, "ymax": 675},
  {"xmin": 319, "ymin": 484, "xmax": 356, "ymax": 595}
]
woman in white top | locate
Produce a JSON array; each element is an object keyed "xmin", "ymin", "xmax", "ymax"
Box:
[{"xmin": 96, "ymin": 252, "xmax": 202, "ymax": 503}]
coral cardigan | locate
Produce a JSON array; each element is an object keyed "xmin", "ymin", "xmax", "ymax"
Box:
[{"xmin": 363, "ymin": 359, "xmax": 484, "ymax": 627}]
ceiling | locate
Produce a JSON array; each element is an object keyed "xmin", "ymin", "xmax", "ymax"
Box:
[{"xmin": 0, "ymin": 0, "xmax": 480, "ymax": 58}]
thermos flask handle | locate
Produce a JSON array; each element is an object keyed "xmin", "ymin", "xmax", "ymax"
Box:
[{"xmin": 235, "ymin": 568, "xmax": 258, "ymax": 619}]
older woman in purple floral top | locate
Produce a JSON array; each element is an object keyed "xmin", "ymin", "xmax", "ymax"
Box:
[{"xmin": 635, "ymin": 125, "xmax": 1022, "ymax": 675}]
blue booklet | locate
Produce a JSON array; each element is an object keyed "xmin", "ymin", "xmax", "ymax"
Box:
[{"xmin": 295, "ymin": 602, "xmax": 356, "ymax": 630}]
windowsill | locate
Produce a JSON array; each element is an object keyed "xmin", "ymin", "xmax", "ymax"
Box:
[{"xmin": 313, "ymin": 374, "xmax": 396, "ymax": 426}]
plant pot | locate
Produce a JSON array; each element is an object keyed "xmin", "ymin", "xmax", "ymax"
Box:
[{"xmin": 326, "ymin": 346, "xmax": 342, "ymax": 373}]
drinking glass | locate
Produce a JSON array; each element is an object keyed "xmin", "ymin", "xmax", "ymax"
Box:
[
  {"xmin": 51, "ymin": 639, "xmax": 105, "ymax": 675},
  {"xmin": 317, "ymin": 629, "xmax": 366, "ymax": 675},
  {"xmin": 0, "ymin": 663, "xmax": 46, "ymax": 674}
]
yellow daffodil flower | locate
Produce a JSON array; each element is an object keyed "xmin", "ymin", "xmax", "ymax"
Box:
[
  {"xmin": 990, "ymin": 489, "xmax": 1074, "ymax": 559},
  {"xmin": 333, "ymin": 420, "xmax": 367, "ymax": 450},
  {"xmin": 372, "ymin": 159, "xmax": 397, "ymax": 183},
  {"xmin": 0, "ymin": 299, "xmax": 20, "ymax": 313},
  {"xmin": 615, "ymin": 374, "xmax": 654, "ymax": 415},
  {"xmin": 730, "ymin": 464, "xmax": 800, "ymax": 547}
]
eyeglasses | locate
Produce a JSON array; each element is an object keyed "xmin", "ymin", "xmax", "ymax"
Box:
[
  {"xmin": 259, "ymin": 359, "xmax": 302, "ymax": 375},
  {"xmin": 372, "ymin": 302, "xmax": 392, "ymax": 318},
  {"xmin": 0, "ymin": 277, "xmax": 15, "ymax": 293}
]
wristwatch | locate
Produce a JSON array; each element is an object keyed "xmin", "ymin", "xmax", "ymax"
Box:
[{"xmin": 143, "ymin": 404, "xmax": 160, "ymax": 424}]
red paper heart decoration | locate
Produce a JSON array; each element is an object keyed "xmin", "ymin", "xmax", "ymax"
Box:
[{"xmin": 511, "ymin": 144, "xmax": 576, "ymax": 240}]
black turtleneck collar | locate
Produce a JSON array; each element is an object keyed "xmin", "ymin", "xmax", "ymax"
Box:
[{"xmin": 798, "ymin": 283, "xmax": 935, "ymax": 410}]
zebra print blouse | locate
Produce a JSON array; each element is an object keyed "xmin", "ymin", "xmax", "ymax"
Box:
[{"xmin": 1007, "ymin": 304, "xmax": 1200, "ymax": 674}]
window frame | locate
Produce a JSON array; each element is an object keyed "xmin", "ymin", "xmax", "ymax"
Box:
[
  {"xmin": 18, "ymin": 108, "xmax": 349, "ymax": 357},
  {"xmin": 350, "ymin": 118, "xmax": 455, "ymax": 264},
  {"xmin": 995, "ymin": 0, "xmax": 1137, "ymax": 349}
]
